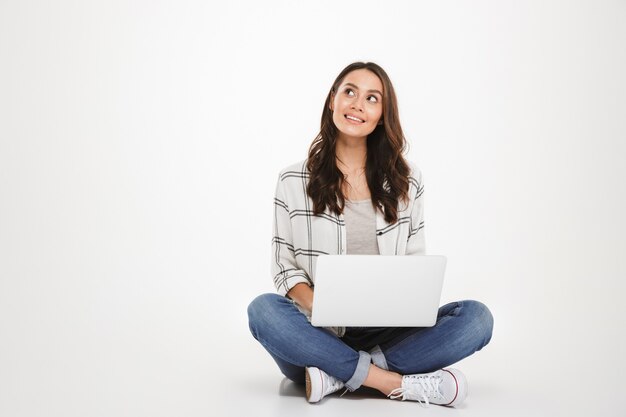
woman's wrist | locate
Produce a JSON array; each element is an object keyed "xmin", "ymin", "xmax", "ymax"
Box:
[{"xmin": 287, "ymin": 282, "xmax": 314, "ymax": 312}]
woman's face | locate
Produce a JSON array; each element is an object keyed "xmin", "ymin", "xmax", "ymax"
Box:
[{"xmin": 330, "ymin": 69, "xmax": 384, "ymax": 141}]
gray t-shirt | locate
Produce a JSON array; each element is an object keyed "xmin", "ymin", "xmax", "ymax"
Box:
[{"xmin": 344, "ymin": 199, "xmax": 380, "ymax": 255}]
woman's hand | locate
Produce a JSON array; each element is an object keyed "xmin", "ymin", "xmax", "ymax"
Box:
[{"xmin": 286, "ymin": 282, "xmax": 314, "ymax": 314}]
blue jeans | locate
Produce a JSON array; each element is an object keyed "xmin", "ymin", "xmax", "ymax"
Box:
[{"xmin": 247, "ymin": 293, "xmax": 493, "ymax": 392}]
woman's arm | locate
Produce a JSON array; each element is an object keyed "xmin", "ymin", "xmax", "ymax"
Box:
[
  {"xmin": 406, "ymin": 164, "xmax": 426, "ymax": 255},
  {"xmin": 271, "ymin": 171, "xmax": 313, "ymax": 296}
]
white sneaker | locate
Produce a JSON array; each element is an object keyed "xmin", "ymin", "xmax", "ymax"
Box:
[
  {"xmin": 388, "ymin": 368, "xmax": 467, "ymax": 407},
  {"xmin": 305, "ymin": 367, "xmax": 345, "ymax": 403}
]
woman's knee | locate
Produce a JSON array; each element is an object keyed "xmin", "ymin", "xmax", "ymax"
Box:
[
  {"xmin": 247, "ymin": 293, "xmax": 285, "ymax": 338},
  {"xmin": 248, "ymin": 293, "xmax": 279, "ymax": 323},
  {"xmin": 460, "ymin": 300, "xmax": 494, "ymax": 348}
]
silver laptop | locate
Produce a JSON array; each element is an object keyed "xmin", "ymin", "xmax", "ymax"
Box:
[{"xmin": 311, "ymin": 255, "xmax": 447, "ymax": 327}]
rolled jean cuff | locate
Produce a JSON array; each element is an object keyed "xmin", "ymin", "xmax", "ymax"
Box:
[
  {"xmin": 370, "ymin": 345, "xmax": 389, "ymax": 371},
  {"xmin": 344, "ymin": 351, "xmax": 371, "ymax": 391}
]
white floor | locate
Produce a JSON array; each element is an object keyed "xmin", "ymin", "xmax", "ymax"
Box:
[
  {"xmin": 213, "ymin": 327, "xmax": 624, "ymax": 417},
  {"xmin": 1, "ymin": 298, "xmax": 624, "ymax": 417}
]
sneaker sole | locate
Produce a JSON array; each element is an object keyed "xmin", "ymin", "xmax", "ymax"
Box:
[{"xmin": 305, "ymin": 367, "xmax": 322, "ymax": 403}]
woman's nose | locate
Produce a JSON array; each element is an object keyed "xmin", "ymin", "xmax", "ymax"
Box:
[{"xmin": 350, "ymin": 99, "xmax": 364, "ymax": 112}]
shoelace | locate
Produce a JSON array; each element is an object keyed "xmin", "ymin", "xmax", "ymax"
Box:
[
  {"xmin": 388, "ymin": 373, "xmax": 444, "ymax": 406},
  {"xmin": 323, "ymin": 376, "xmax": 345, "ymax": 397}
]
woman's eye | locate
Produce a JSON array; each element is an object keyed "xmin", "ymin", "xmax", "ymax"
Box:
[
  {"xmin": 367, "ymin": 95, "xmax": 379, "ymax": 103},
  {"xmin": 345, "ymin": 88, "xmax": 355, "ymax": 96}
]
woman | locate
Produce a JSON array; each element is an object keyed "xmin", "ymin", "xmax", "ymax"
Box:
[{"xmin": 247, "ymin": 62, "xmax": 493, "ymax": 406}]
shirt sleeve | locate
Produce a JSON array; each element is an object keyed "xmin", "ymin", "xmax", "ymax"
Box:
[
  {"xmin": 406, "ymin": 166, "xmax": 426, "ymax": 256},
  {"xmin": 271, "ymin": 173, "xmax": 313, "ymax": 296}
]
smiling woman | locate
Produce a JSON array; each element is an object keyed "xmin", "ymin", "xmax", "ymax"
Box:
[
  {"xmin": 308, "ymin": 63, "xmax": 409, "ymax": 222},
  {"xmin": 247, "ymin": 62, "xmax": 493, "ymax": 407}
]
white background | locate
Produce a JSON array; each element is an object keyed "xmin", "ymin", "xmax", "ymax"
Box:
[{"xmin": 1, "ymin": 1, "xmax": 625, "ymax": 416}]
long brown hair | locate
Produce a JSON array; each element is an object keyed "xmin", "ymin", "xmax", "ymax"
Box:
[{"xmin": 306, "ymin": 62, "xmax": 410, "ymax": 224}]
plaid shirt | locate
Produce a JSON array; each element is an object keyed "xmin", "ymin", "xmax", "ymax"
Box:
[{"xmin": 272, "ymin": 160, "xmax": 426, "ymax": 297}]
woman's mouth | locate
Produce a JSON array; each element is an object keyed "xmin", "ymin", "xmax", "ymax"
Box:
[{"xmin": 345, "ymin": 114, "xmax": 365, "ymax": 124}]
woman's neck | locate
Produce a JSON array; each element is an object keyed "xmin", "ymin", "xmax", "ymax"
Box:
[{"xmin": 335, "ymin": 135, "xmax": 367, "ymax": 174}]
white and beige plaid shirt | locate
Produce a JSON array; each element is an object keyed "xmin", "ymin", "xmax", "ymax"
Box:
[{"xmin": 271, "ymin": 159, "xmax": 426, "ymax": 297}]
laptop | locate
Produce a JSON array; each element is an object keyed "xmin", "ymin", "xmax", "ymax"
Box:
[{"xmin": 310, "ymin": 255, "xmax": 447, "ymax": 327}]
